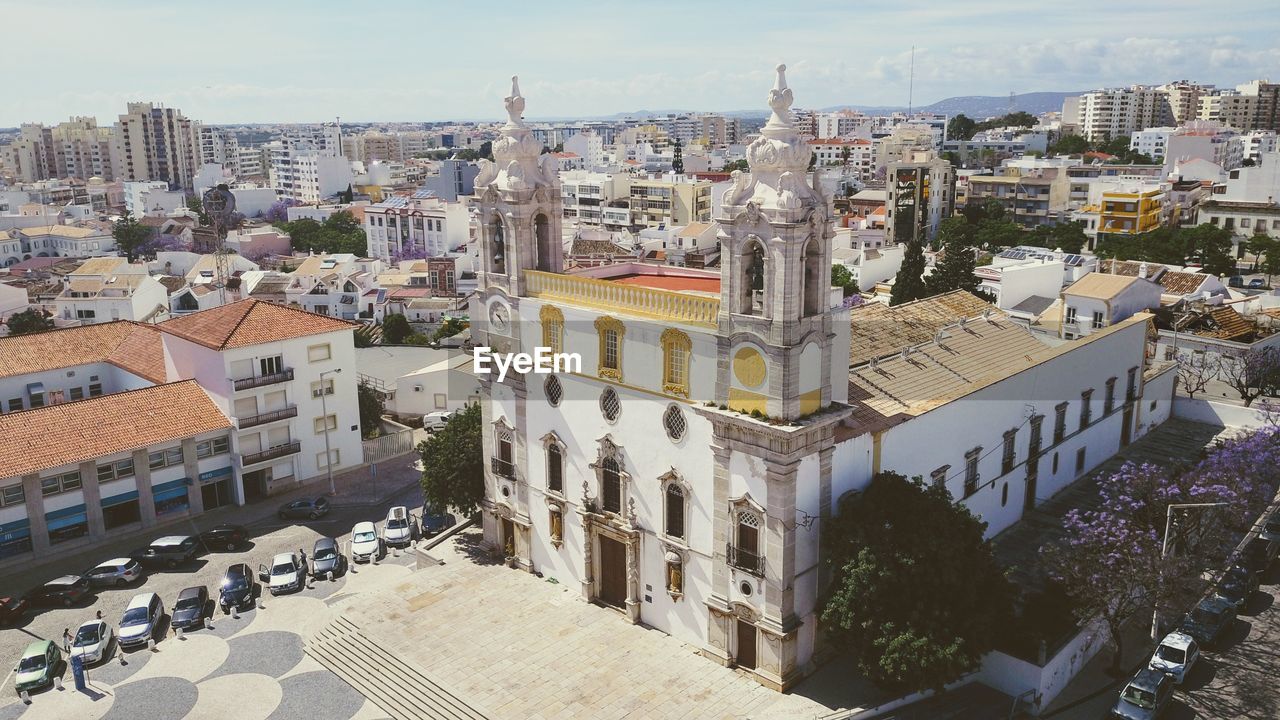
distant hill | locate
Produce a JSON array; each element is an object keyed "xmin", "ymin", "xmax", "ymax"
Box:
[{"xmin": 819, "ymin": 91, "xmax": 1080, "ymax": 119}]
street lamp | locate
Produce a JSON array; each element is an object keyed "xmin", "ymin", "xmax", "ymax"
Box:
[
  {"xmin": 320, "ymin": 368, "xmax": 342, "ymax": 496},
  {"xmin": 1152, "ymin": 501, "xmax": 1229, "ymax": 640}
]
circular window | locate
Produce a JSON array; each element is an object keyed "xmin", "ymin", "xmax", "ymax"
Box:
[
  {"xmin": 545, "ymin": 375, "xmax": 563, "ymax": 407},
  {"xmin": 739, "ymin": 581, "xmax": 753, "ymax": 596},
  {"xmin": 600, "ymin": 387, "xmax": 621, "ymax": 423},
  {"xmin": 663, "ymin": 404, "xmax": 686, "ymax": 441}
]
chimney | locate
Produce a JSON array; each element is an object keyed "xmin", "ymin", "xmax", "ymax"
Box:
[{"xmin": 1138, "ymin": 262, "xmax": 1149, "ymax": 279}]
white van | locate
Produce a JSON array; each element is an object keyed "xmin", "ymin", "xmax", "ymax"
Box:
[
  {"xmin": 422, "ymin": 410, "xmax": 455, "ymax": 432},
  {"xmin": 384, "ymin": 506, "xmax": 415, "ymax": 548}
]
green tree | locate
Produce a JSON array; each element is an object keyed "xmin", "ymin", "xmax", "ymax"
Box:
[
  {"xmin": 381, "ymin": 313, "xmax": 412, "ymax": 344},
  {"xmin": 934, "ymin": 216, "xmax": 975, "ymax": 251},
  {"xmin": 1097, "ymin": 136, "xmax": 1133, "ymax": 157},
  {"xmin": 1049, "ymin": 134, "xmax": 1090, "ymax": 155},
  {"xmin": 280, "ymin": 211, "xmax": 368, "ymax": 255},
  {"xmin": 430, "ymin": 317, "xmax": 468, "ymax": 344},
  {"xmin": 185, "ymin": 195, "xmax": 210, "ymax": 226},
  {"xmin": 419, "ymin": 403, "xmax": 484, "ymax": 517},
  {"xmin": 947, "ymin": 114, "xmax": 977, "ymax": 141},
  {"xmin": 1249, "ymin": 234, "xmax": 1280, "ymax": 282},
  {"xmin": 1182, "ymin": 223, "xmax": 1236, "ymax": 277},
  {"xmin": 974, "ymin": 219, "xmax": 1023, "ymax": 250},
  {"xmin": 822, "ymin": 472, "xmax": 1013, "ymax": 692},
  {"xmin": 890, "ymin": 240, "xmax": 929, "ymax": 306},
  {"xmin": 927, "ymin": 225, "xmax": 979, "ymax": 295},
  {"xmin": 1050, "ymin": 221, "xmax": 1089, "ymax": 254},
  {"xmin": 831, "ymin": 264, "xmax": 857, "ymax": 297},
  {"xmin": 357, "ymin": 381, "xmax": 386, "ymax": 439},
  {"xmin": 4, "ymin": 309, "xmax": 53, "ymax": 336},
  {"xmin": 723, "ymin": 159, "xmax": 749, "ymax": 173},
  {"xmin": 112, "ymin": 212, "xmax": 155, "ymax": 262}
]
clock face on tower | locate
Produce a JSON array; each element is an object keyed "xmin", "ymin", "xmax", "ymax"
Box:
[{"xmin": 489, "ymin": 303, "xmax": 510, "ymax": 332}]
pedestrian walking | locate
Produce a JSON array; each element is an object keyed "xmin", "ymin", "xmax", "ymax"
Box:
[
  {"xmin": 62, "ymin": 628, "xmax": 71, "ymax": 653},
  {"xmin": 95, "ymin": 610, "xmax": 102, "ymax": 620}
]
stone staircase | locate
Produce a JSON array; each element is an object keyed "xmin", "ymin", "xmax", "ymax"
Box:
[{"xmin": 306, "ymin": 614, "xmax": 490, "ymax": 720}]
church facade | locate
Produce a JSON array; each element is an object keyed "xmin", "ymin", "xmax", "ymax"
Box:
[{"xmin": 471, "ymin": 67, "xmax": 850, "ymax": 690}]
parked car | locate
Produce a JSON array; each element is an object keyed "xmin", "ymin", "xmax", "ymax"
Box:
[
  {"xmin": 384, "ymin": 506, "xmax": 415, "ymax": 548},
  {"xmin": 13, "ymin": 640, "xmax": 61, "ymax": 695},
  {"xmin": 1249, "ymin": 278, "xmax": 1268, "ymax": 289},
  {"xmin": 1215, "ymin": 564, "xmax": 1260, "ymax": 610},
  {"xmin": 70, "ymin": 619, "xmax": 113, "ymax": 665},
  {"xmin": 420, "ymin": 504, "xmax": 454, "ymax": 536},
  {"xmin": 0, "ymin": 596, "xmax": 28, "ymax": 627},
  {"xmin": 171, "ymin": 586, "xmax": 208, "ymax": 631},
  {"xmin": 1110, "ymin": 667, "xmax": 1174, "ymax": 719},
  {"xmin": 1148, "ymin": 631, "xmax": 1198, "ymax": 684},
  {"xmin": 82, "ymin": 557, "xmax": 144, "ymax": 588},
  {"xmin": 117, "ymin": 593, "xmax": 164, "ymax": 649},
  {"xmin": 219, "ymin": 563, "xmax": 256, "ymax": 614},
  {"xmin": 1238, "ymin": 536, "xmax": 1278, "ymax": 576},
  {"xmin": 261, "ymin": 553, "xmax": 304, "ymax": 596},
  {"xmin": 311, "ymin": 538, "xmax": 345, "ymax": 578},
  {"xmin": 277, "ymin": 497, "xmax": 330, "ymax": 521},
  {"xmin": 1229, "ymin": 275, "xmax": 1245, "ymax": 288},
  {"xmin": 132, "ymin": 535, "xmax": 200, "ymax": 569},
  {"xmin": 25, "ymin": 576, "xmax": 92, "ymax": 608},
  {"xmin": 198, "ymin": 524, "xmax": 248, "ymax": 552},
  {"xmin": 422, "ymin": 410, "xmax": 455, "ymax": 432},
  {"xmin": 1180, "ymin": 595, "xmax": 1236, "ymax": 645},
  {"xmin": 350, "ymin": 521, "xmax": 381, "ymax": 563}
]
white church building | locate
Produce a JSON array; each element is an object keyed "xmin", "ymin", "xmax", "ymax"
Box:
[{"xmin": 471, "ymin": 68, "xmax": 1176, "ymax": 692}]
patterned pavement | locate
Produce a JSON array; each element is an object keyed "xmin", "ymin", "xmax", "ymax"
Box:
[{"xmin": 0, "ymin": 555, "xmax": 418, "ymax": 720}]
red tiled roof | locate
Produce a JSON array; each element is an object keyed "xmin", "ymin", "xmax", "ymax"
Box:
[
  {"xmin": 611, "ymin": 274, "xmax": 721, "ymax": 293},
  {"xmin": 0, "ymin": 322, "xmax": 165, "ymax": 383},
  {"xmin": 0, "ymin": 381, "xmax": 231, "ymax": 478},
  {"xmin": 159, "ymin": 298, "xmax": 354, "ymax": 350}
]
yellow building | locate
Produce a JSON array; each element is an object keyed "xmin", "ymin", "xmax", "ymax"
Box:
[{"xmin": 1099, "ymin": 186, "xmax": 1166, "ymax": 235}]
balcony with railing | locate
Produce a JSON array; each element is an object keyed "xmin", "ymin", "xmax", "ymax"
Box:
[
  {"xmin": 233, "ymin": 368, "xmax": 294, "ymax": 391},
  {"xmin": 524, "ymin": 270, "xmax": 719, "ymax": 327},
  {"xmin": 491, "ymin": 457, "xmax": 515, "ymax": 479},
  {"xmin": 240, "ymin": 441, "xmax": 301, "ymax": 466},
  {"xmin": 237, "ymin": 405, "xmax": 298, "ymax": 430},
  {"xmin": 726, "ymin": 544, "xmax": 764, "ymax": 576}
]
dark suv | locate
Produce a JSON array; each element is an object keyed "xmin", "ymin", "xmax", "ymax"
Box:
[
  {"xmin": 198, "ymin": 524, "xmax": 248, "ymax": 552},
  {"xmin": 277, "ymin": 497, "xmax": 330, "ymax": 521},
  {"xmin": 219, "ymin": 563, "xmax": 257, "ymax": 613},
  {"xmin": 132, "ymin": 535, "xmax": 200, "ymax": 569}
]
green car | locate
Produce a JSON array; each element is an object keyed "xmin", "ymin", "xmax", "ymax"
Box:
[{"xmin": 13, "ymin": 640, "xmax": 61, "ymax": 695}]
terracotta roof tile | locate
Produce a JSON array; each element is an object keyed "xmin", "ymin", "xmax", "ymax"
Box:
[
  {"xmin": 0, "ymin": 381, "xmax": 231, "ymax": 479},
  {"xmin": 159, "ymin": 298, "xmax": 354, "ymax": 350},
  {"xmin": 0, "ymin": 322, "xmax": 165, "ymax": 383},
  {"xmin": 1063, "ymin": 273, "xmax": 1144, "ymax": 300}
]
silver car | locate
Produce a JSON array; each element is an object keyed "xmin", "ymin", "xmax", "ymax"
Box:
[{"xmin": 83, "ymin": 558, "xmax": 144, "ymax": 588}]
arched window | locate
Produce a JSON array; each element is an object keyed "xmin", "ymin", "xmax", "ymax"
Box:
[
  {"xmin": 493, "ymin": 425, "xmax": 514, "ymax": 478},
  {"xmin": 547, "ymin": 444, "xmax": 564, "ymax": 494},
  {"xmin": 802, "ymin": 237, "xmax": 823, "ymax": 317},
  {"xmin": 731, "ymin": 511, "xmax": 763, "ymax": 576},
  {"xmin": 601, "ymin": 457, "xmax": 622, "ymax": 513},
  {"xmin": 739, "ymin": 240, "xmax": 766, "ymax": 315},
  {"xmin": 660, "ymin": 329, "xmax": 691, "ymax": 397},
  {"xmin": 535, "ymin": 213, "xmax": 555, "ymax": 273},
  {"xmin": 540, "ymin": 305, "xmax": 564, "ymax": 354},
  {"xmin": 665, "ymin": 484, "xmax": 685, "ymax": 539},
  {"xmin": 488, "ymin": 215, "xmax": 506, "ymax": 274},
  {"xmin": 595, "ymin": 316, "xmax": 625, "ymax": 381}
]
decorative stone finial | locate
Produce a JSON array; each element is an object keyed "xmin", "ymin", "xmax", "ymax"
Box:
[
  {"xmin": 765, "ymin": 63, "xmax": 795, "ymax": 131},
  {"xmin": 774, "ymin": 64, "xmax": 788, "ymax": 92},
  {"xmin": 504, "ymin": 75, "xmax": 527, "ymax": 128}
]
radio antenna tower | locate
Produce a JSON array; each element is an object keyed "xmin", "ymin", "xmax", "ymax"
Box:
[
  {"xmin": 907, "ymin": 45, "xmax": 915, "ymax": 116},
  {"xmin": 201, "ymin": 184, "xmax": 239, "ymax": 305}
]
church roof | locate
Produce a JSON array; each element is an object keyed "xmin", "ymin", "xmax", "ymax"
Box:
[{"xmin": 848, "ymin": 290, "xmax": 995, "ymax": 367}]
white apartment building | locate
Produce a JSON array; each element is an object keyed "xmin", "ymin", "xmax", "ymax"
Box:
[
  {"xmin": 564, "ymin": 132, "xmax": 606, "ymax": 170},
  {"xmin": 55, "ymin": 257, "xmax": 169, "ymax": 325},
  {"xmin": 816, "ymin": 110, "xmax": 874, "ymax": 140},
  {"xmin": 111, "ymin": 102, "xmax": 203, "ymax": 190},
  {"xmin": 1242, "ymin": 131, "xmax": 1278, "ymax": 163},
  {"xmin": 808, "ymin": 139, "xmax": 874, "ymax": 179},
  {"xmin": 160, "ymin": 300, "xmax": 363, "ymax": 500},
  {"xmin": 283, "ymin": 253, "xmax": 383, "ymax": 319},
  {"xmin": 0, "ymin": 119, "xmax": 115, "ymax": 183},
  {"xmin": 124, "ymin": 181, "xmax": 181, "ymax": 217},
  {"xmin": 1059, "ymin": 271, "xmax": 1162, "ymax": 339},
  {"xmin": 560, "ymin": 170, "xmax": 626, "ymax": 227},
  {"xmin": 9, "ymin": 225, "xmax": 116, "ymax": 263},
  {"xmin": 268, "ymin": 143, "xmax": 356, "ymax": 203},
  {"xmin": 1130, "ymin": 127, "xmax": 1175, "ymax": 159},
  {"xmin": 1069, "ymin": 85, "xmax": 1173, "ymax": 141},
  {"xmin": 0, "ymin": 300, "xmax": 363, "ymax": 568},
  {"xmin": 363, "ymin": 195, "xmax": 470, "ymax": 262}
]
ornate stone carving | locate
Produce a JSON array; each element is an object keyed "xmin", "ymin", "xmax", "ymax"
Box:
[
  {"xmin": 738, "ymin": 64, "xmax": 817, "ymax": 213},
  {"xmin": 488, "ymin": 76, "xmax": 551, "ymax": 191},
  {"xmin": 722, "ymin": 169, "xmax": 756, "ymax": 207},
  {"xmin": 475, "ymin": 159, "xmax": 498, "ymax": 188}
]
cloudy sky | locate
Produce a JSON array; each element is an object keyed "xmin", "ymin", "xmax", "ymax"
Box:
[{"xmin": 3, "ymin": 0, "xmax": 1278, "ymax": 126}]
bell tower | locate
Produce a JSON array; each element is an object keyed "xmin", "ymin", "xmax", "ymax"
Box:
[
  {"xmin": 716, "ymin": 65, "xmax": 836, "ymax": 421},
  {"xmin": 475, "ymin": 76, "xmax": 564, "ymax": 299}
]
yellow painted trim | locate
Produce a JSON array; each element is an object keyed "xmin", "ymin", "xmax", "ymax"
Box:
[
  {"xmin": 733, "ymin": 347, "xmax": 767, "ymax": 388},
  {"xmin": 872, "ymin": 432, "xmax": 883, "ymax": 475},
  {"xmin": 539, "ymin": 305, "xmax": 564, "ymax": 354},
  {"xmin": 595, "ymin": 316, "xmax": 626, "ymax": 382},
  {"xmin": 660, "ymin": 328, "xmax": 692, "ymax": 398},
  {"xmin": 799, "ymin": 389, "xmax": 822, "ymax": 416},
  {"xmin": 728, "ymin": 388, "xmax": 767, "ymax": 415},
  {"xmin": 524, "ymin": 270, "xmax": 719, "ymax": 327}
]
